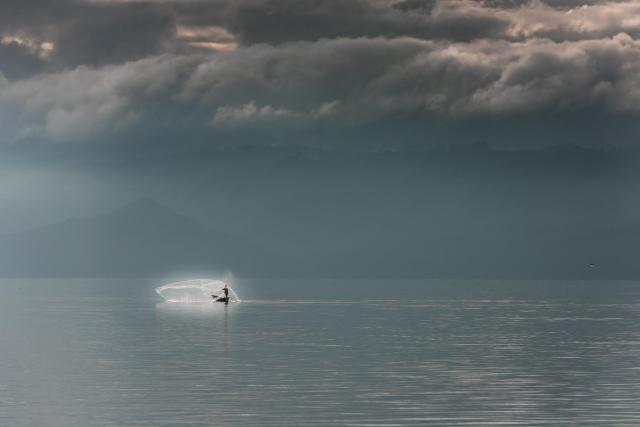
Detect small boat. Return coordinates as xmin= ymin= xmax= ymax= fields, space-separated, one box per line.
xmin=211 ymin=283 xmax=233 ymax=304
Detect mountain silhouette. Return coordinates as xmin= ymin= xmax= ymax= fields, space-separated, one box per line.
xmin=0 ymin=198 xmax=274 ymax=277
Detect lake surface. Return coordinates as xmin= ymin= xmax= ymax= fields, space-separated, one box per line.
xmin=1 ymin=278 xmax=640 ymax=426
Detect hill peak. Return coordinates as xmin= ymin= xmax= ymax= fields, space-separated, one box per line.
xmin=113 ymin=197 xmax=169 ymax=215
xmin=104 ymin=197 xmax=206 ymax=232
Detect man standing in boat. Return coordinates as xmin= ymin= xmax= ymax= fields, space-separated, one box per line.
xmin=212 ymin=284 xmax=230 ymax=304
xmin=222 ymin=284 xmax=229 ymax=303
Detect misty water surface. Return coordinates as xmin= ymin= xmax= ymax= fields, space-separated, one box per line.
xmin=1 ymin=278 xmax=640 ymax=426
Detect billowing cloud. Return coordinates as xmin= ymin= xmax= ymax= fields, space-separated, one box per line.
xmin=1 ymin=0 xmax=640 ymax=148
xmin=498 ymin=0 xmax=640 ymax=40
xmin=3 ymin=0 xmax=640 ymax=74
xmin=2 ymin=33 xmax=640 ymax=144
xmin=0 ymin=54 xmax=201 ymax=142
xmin=170 ymin=0 xmax=640 ymax=45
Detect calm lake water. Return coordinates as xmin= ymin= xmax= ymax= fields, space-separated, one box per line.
xmin=1 ymin=278 xmax=640 ymax=426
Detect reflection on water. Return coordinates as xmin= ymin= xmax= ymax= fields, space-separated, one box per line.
xmin=155 ymin=301 xmax=236 ymax=319
xmin=1 ymin=279 xmax=640 ymax=426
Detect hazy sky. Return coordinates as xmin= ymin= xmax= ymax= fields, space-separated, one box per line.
xmin=1 ymin=0 xmax=640 ymax=237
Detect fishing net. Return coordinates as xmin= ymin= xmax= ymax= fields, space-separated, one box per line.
xmin=155 ymin=278 xmax=240 ymax=303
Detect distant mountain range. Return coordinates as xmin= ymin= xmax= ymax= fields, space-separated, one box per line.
xmin=0 ymin=198 xmax=278 ymax=277
xmin=1 ymin=193 xmax=639 ymax=279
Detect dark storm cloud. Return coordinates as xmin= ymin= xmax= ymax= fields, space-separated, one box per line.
xmin=3 ymin=0 xmax=637 ymax=75
xmin=0 ymin=0 xmax=176 ymax=69
xmin=51 ymin=2 xmax=176 ymax=67
xmin=174 ymin=0 xmax=506 ymax=45
xmin=1 ymin=0 xmax=640 ymax=147
xmin=171 ymin=0 xmax=640 ymax=46
xmin=0 ymin=40 xmax=46 ymax=80
xmin=2 ymin=34 xmax=640 ymax=145
xmin=482 ymin=0 xmax=606 ymax=8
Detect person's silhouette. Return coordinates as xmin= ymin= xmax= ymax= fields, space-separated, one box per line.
xmin=211 ymin=284 xmax=230 ymax=304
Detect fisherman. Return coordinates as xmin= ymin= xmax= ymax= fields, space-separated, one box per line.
xmin=211 ymin=284 xmax=230 ymax=304
xmin=222 ymin=284 xmax=229 ymax=304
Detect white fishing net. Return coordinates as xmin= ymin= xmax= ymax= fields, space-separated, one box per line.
xmin=155 ymin=278 xmax=240 ymax=303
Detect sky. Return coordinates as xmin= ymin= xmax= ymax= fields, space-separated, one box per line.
xmin=2 ymin=0 xmax=640 ymax=149
xmin=1 ymin=0 xmax=640 ymax=277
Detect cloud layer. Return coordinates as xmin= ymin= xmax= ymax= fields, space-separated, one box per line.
xmin=2 ymin=0 xmax=640 ymax=146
